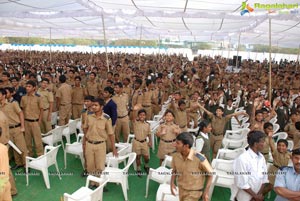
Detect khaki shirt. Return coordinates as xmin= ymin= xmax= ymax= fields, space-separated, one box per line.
xmin=37 ymin=88 xmax=54 ymax=109
xmin=174 ymin=109 xmax=188 ymax=128
xmin=56 ymin=83 xmax=72 ymax=105
xmin=157 ymin=122 xmax=179 ymax=141
xmin=83 ymin=113 xmax=113 ymax=141
xmin=112 ymin=93 xmax=129 ymax=117
xmin=172 ymin=149 xmax=213 ymax=191
xmin=131 ymin=89 xmax=143 ymax=107
xmin=72 ymin=86 xmax=85 ymax=105
xmin=209 ymin=114 xmax=231 ymax=136
xmin=0 ymin=144 xmax=9 ymax=180
xmin=272 ymin=147 xmax=291 ymax=168
xmin=21 ymin=93 xmax=43 ymax=119
xmin=0 ymin=111 xmax=9 ymax=144
xmin=284 ymin=122 xmax=300 ymax=149
xmin=123 ymin=86 xmax=132 ymax=97
xmin=142 ymin=89 xmax=154 ymax=106
xmin=0 ymin=100 xmax=21 ymax=125
xmin=86 ymin=81 xmax=101 ymax=98
xmin=133 ymin=121 xmax=151 ymax=141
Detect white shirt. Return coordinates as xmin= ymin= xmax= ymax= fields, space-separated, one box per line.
xmin=195 ymin=132 xmax=208 ymax=152
xmin=233 ymin=148 xmax=269 ymax=201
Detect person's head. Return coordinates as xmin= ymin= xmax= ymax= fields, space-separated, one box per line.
xmin=4 ymin=87 xmax=14 ymax=99
xmin=137 ymin=109 xmax=147 ymax=121
xmin=173 ymin=91 xmax=181 ymax=101
xmin=89 ymin=72 xmax=96 ymax=80
xmin=163 ymin=109 xmax=175 ymax=123
xmin=40 ymin=78 xmax=50 ymax=89
xmin=114 ymin=82 xmax=123 ymax=94
xmin=277 ymin=139 xmax=288 ymax=153
xmin=215 ymin=106 xmax=224 ymax=117
xmin=84 ymin=95 xmax=94 ymax=108
xmin=134 ymin=79 xmax=142 ymax=89
xmin=178 ymin=99 xmax=186 ymax=111
xmin=107 ymin=72 xmax=113 ymax=79
xmin=175 ymin=132 xmax=194 ymax=154
xmin=68 ymin=70 xmax=75 ymax=78
xmin=290 ymin=112 xmax=298 ymax=122
xmin=261 ymin=108 xmax=269 ymax=119
xmin=123 ymin=78 xmax=130 ymax=86
xmin=198 ymin=120 xmax=212 ymax=134
xmin=227 ymin=98 xmax=233 ymax=106
xmin=255 ymin=110 xmax=264 ymax=122
xmin=43 ymin=72 xmax=52 ymax=81
xmin=9 ymin=77 xmax=19 ymax=87
xmin=1 ymin=72 xmax=9 ymax=81
xmin=59 ymin=75 xmax=66 ymax=83
xmin=92 ymin=98 xmax=105 ymax=113
xmin=106 ymin=80 xmax=113 ymax=87
xmin=263 ymin=122 xmax=273 ymax=134
xmin=247 ymin=130 xmax=266 ymax=152
xmin=25 ymin=80 xmax=37 ymax=94
xmin=74 ymin=76 xmax=81 ymax=86
xmin=103 ymin=87 xmax=114 ymax=99
xmin=291 ymin=148 xmax=300 ymax=173
xmin=0 ymin=88 xmax=6 ymax=101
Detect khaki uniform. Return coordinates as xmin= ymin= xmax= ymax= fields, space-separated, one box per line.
xmin=123 ymin=86 xmax=132 ymax=97
xmin=142 ymin=89 xmax=155 ymax=120
xmin=156 ymin=122 xmax=179 ymax=159
xmin=0 ymin=100 xmax=27 ymax=166
xmin=132 ymin=121 xmax=151 ymax=156
xmin=188 ymin=100 xmax=200 ymax=127
xmin=56 ymin=83 xmax=72 ymax=126
xmin=0 ymin=144 xmax=12 ymax=201
xmin=47 ymin=82 xmax=57 ymax=112
xmin=37 ymin=88 xmax=54 ymax=133
xmin=71 ymin=86 xmax=85 ymax=119
xmin=152 ymin=88 xmax=164 ymax=115
xmin=284 ymin=122 xmax=300 ymax=149
xmin=83 ymin=113 xmax=113 ymax=182
xmin=86 ymin=81 xmax=101 ymax=98
xmin=172 ymin=149 xmax=213 ymax=201
xmin=21 ymin=93 xmax=43 ymax=157
xmin=174 ymin=109 xmax=188 ymax=133
xmin=112 ymin=93 xmax=130 ymax=142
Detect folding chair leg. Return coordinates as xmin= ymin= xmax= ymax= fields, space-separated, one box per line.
xmin=26 ymin=165 xmax=29 ymax=186
xmin=41 ymin=169 xmax=50 ymax=189
xmin=145 ymin=176 xmax=150 ymax=198
xmin=55 ymin=162 xmax=62 ymax=180
xmin=121 ymin=180 xmax=128 ymax=201
xmin=64 ymin=151 xmax=67 ymax=169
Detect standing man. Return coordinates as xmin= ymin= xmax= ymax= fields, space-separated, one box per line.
xmin=21 ymin=80 xmax=44 ymax=157
xmin=72 ymin=76 xmax=85 ymax=119
xmin=37 ymin=78 xmax=54 ymax=133
xmin=171 ymin=132 xmax=213 ymax=201
xmin=112 ymin=82 xmax=130 ymax=142
xmin=82 ymin=98 xmax=117 ymax=186
xmin=233 ymin=131 xmax=269 ymax=201
xmin=56 ymin=75 xmax=72 ymax=126
xmin=274 ymin=147 xmax=300 ymax=201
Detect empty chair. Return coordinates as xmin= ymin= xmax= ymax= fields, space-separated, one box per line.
xmin=145 ymin=155 xmax=173 ymax=198
xmin=156 ymin=183 xmax=179 ymax=201
xmin=26 ymin=145 xmax=61 ymax=189
xmin=105 ymin=144 xmax=130 ymax=168
xmin=64 ymin=175 xmax=109 ymax=201
xmin=64 ymin=133 xmax=84 ymax=169
xmin=63 ymin=119 xmax=79 ymax=144
xmin=215 ymin=148 xmax=245 ymax=161
xmin=103 ymin=153 xmax=137 ymax=201
xmin=51 ymin=112 xmax=58 ymax=127
xmin=222 ymin=138 xmax=248 ymax=149
xmin=272 ymin=132 xmax=288 ymax=143
xmin=224 ymin=128 xmax=250 ymax=141
xmin=42 ymin=125 xmax=67 ymax=150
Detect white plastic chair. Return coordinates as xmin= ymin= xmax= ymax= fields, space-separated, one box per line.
xmin=103 ymin=153 xmax=137 ymax=201
xmin=215 ymin=148 xmax=245 ymax=161
xmin=272 ymin=132 xmax=288 ymax=143
xmin=145 ymin=155 xmax=173 ymax=198
xmin=287 ymin=140 xmax=294 ymax=151
xmin=64 ymin=133 xmax=84 ymax=169
xmin=222 ymin=138 xmax=248 ymax=149
xmin=156 ymin=183 xmax=179 ymax=201
xmin=209 ymin=159 xmax=237 ymax=201
xmin=42 ymin=125 xmax=67 ymax=150
xmin=26 ymin=145 xmax=61 ymax=189
xmin=105 ymin=144 xmax=130 ymax=168
xmin=63 ymin=119 xmax=79 ymax=144
xmin=51 ymin=111 xmax=58 ymax=127
xmin=273 ymin=123 xmax=280 ymax=133
xmin=64 ymin=175 xmax=109 ymax=201
xmin=224 ymin=128 xmax=250 ymax=141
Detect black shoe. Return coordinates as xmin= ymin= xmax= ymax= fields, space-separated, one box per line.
xmin=12 ymin=193 xmax=17 ymax=197
xmin=144 ymin=167 xmax=150 ymax=174
xmin=11 ymin=165 xmax=24 ymax=170
xmin=137 ymin=170 xmax=142 ymax=178
xmin=81 ymin=170 xmax=88 ymax=177
xmin=89 ymin=184 xmax=98 ymax=190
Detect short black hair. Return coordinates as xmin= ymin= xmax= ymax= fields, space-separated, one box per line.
xmin=92 ymin=98 xmax=105 ymax=106
xmin=247 ymin=130 xmax=266 ymax=147
xmin=295 ymin=122 xmax=300 ymax=131
xmin=198 ymin=120 xmax=210 ymax=132
xmin=90 ymin=72 xmax=96 ymax=77
xmin=277 ymin=139 xmax=288 ymax=147
xmin=75 ymin=76 xmax=81 ymax=81
xmin=26 ymin=80 xmax=37 ymax=87
xmin=263 ymin=122 xmax=273 ymax=130
xmin=84 ymin=95 xmax=94 ymax=101
xmin=178 ymin=99 xmax=186 ymax=106
xmin=41 ymin=78 xmax=50 ymax=83
xmin=135 ymin=78 xmax=142 ymax=85
xmin=164 ymin=109 xmax=175 ymax=118
xmin=59 ymin=75 xmax=66 ymax=83
xmin=9 ymin=77 xmax=19 ymax=82
xmin=255 ymin=109 xmax=263 ymax=116
xmin=0 ymin=88 xmax=6 ymax=95
xmin=104 ymin=87 xmax=114 ymax=95
xmin=138 ymin=109 xmax=147 ymax=115
xmin=4 ymin=87 xmax=14 ymax=94
xmin=176 ymin=132 xmax=194 ymax=148
xmin=114 ymin=82 xmax=123 ymax=88
xmin=2 ymin=72 xmax=9 ymax=77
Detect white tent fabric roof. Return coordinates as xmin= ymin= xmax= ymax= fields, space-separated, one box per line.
xmin=1 ymin=0 xmax=300 ymax=47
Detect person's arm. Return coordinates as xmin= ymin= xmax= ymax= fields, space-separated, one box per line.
xmin=48 ymin=101 xmax=53 ymax=121
xmin=56 ymin=97 xmax=60 ymax=111
xmin=170 ymin=167 xmax=177 ymax=195
xmin=111 ymin=102 xmax=118 ymax=126
xmin=195 ymin=138 xmax=204 ymax=152
xmin=19 ymin=111 xmax=25 ymax=132
xmin=109 ymin=134 xmax=118 ymax=157
xmin=274 ymin=187 xmax=300 ymax=201
xmin=226 ymin=110 xmax=248 ymax=119
xmin=267 ymin=131 xmax=276 ymax=153
xmin=197 ymin=102 xmax=213 ymax=118
xmin=201 ymin=158 xmax=214 ymax=201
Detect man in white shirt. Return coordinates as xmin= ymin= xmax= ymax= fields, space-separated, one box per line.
xmin=233 ymin=130 xmax=268 ymax=201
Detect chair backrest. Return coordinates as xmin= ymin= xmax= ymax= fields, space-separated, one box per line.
xmin=122 ymin=153 xmax=137 ymax=173
xmin=89 ymin=177 xmax=109 ymax=201
xmin=162 ymin=155 xmax=172 ymax=168
xmin=212 ymin=159 xmax=234 ymax=172
xmin=126 ymin=134 xmax=135 ymax=144
xmin=45 ymin=145 xmax=61 ymax=167
xmin=51 ymin=126 xmax=65 ymax=144
xmin=272 ymin=132 xmax=288 ymax=143
xmin=273 ymin=123 xmax=280 ymax=133
xmin=216 ymin=148 xmax=245 ymax=161
xmin=287 ymin=140 xmax=294 ymax=151
xmin=68 ymin=119 xmax=78 ymax=134
xmin=76 ymin=133 xmax=84 ymax=143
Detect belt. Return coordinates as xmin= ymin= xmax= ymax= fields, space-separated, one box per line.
xmin=190 ymin=111 xmax=198 ymax=114
xmin=212 ymin=133 xmax=223 ymax=136
xmin=87 ymin=140 xmax=104 ymax=144
xmin=43 ymin=108 xmax=49 ymax=111
xmin=9 ymin=123 xmax=21 ymax=129
xmin=185 ymin=188 xmax=203 ymax=192
xmin=118 ymin=114 xmax=128 ymax=118
xmin=60 ymin=103 xmax=71 ymax=106
xmin=72 ymin=103 xmax=83 ymax=105
xmin=25 ymin=119 xmax=39 ymax=122
xmin=142 ymin=105 xmax=151 ymax=107
xmin=273 ymin=164 xmax=280 ymax=169
xmin=134 ymin=138 xmax=147 ymax=143
xmin=161 ymin=139 xmax=176 ymax=143
xmin=179 ymin=125 xmax=186 ymax=128
xmin=262 ymin=152 xmax=269 ymax=155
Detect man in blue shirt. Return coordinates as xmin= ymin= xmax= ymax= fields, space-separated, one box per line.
xmin=274 ymin=147 xmax=300 ymax=201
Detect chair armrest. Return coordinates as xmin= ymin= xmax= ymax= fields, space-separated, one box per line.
xmin=86 ymin=175 xmax=109 ymax=186
xmin=26 ymin=156 xmax=37 ymax=162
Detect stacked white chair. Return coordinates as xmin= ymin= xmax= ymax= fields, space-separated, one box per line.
xmin=64 ymin=133 xmax=85 ymax=169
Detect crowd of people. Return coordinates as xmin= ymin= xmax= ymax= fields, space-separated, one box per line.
xmin=0 ymin=49 xmax=300 ymax=201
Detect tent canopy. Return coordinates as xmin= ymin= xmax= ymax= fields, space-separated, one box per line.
xmin=0 ymin=0 xmax=300 ymax=47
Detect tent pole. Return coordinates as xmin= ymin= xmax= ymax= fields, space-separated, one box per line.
xmin=268 ymin=18 xmax=272 ymax=102
xmin=236 ymin=33 xmax=241 ymax=69
xmin=101 ymin=14 xmax=109 ymax=72
xmin=49 ymin=27 xmax=52 ymax=62
xmin=227 ymin=37 xmax=231 ymax=62
xmin=296 ymin=44 xmax=300 ymax=72
xmin=138 ymin=25 xmax=143 ymax=70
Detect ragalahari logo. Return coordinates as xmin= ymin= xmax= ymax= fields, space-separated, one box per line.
xmin=240 ymin=2 xmax=254 ymax=15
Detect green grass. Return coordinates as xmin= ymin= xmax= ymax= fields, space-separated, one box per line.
xmin=11 ymin=137 xmax=277 ymax=201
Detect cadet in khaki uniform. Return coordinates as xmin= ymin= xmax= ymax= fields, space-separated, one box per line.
xmin=199 ymin=104 xmax=247 ymax=158
xmin=82 ymin=98 xmax=117 ymax=185
xmin=72 ymin=76 xmax=85 ymax=119
xmin=130 ymin=79 xmax=143 ymax=117
xmin=21 ymin=80 xmax=44 ymax=157
xmin=112 ymin=82 xmax=130 ymax=142
xmin=152 ymin=81 xmax=166 ymax=116
xmin=0 ymin=89 xmax=27 ymax=169
xmin=141 ymin=80 xmax=156 ymax=120
xmin=37 ymin=78 xmax=54 ymax=133
xmin=131 ymin=108 xmax=152 ymax=176
xmin=0 ymin=110 xmax=17 ymax=197
xmin=56 ymin=75 xmax=72 ymax=126
xmin=86 ymin=72 xmax=102 ymax=98
xmin=0 ymin=142 xmax=12 ymax=201
xmin=156 ymin=110 xmax=181 ymax=165
xmin=170 ymin=100 xmax=188 ymax=132
xmin=187 ymin=92 xmax=201 ymax=128
xmin=171 ymin=132 xmax=213 ymax=201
